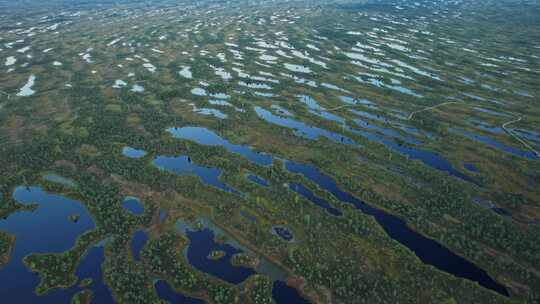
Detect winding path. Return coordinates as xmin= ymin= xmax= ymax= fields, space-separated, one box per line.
xmin=405 ymin=102 xmax=539 ymax=158
xmin=327 ymin=100 xmax=539 ymax=158
xmin=502 ymin=117 xmax=540 ymax=158
xmin=406 ymin=101 xmax=462 ymax=121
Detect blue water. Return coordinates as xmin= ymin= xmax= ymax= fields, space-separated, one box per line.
xmin=453 ymin=129 xmax=537 ymax=159
xmin=247 ymin=174 xmax=269 ymax=187
xmin=284 ymin=161 xmax=508 ymax=296
xmin=167 ymin=125 xmax=470 ymax=186
xmin=339 ymin=95 xmax=376 ymax=107
xmin=153 ymin=155 xmax=237 ymax=193
xmin=166 ymin=127 xmax=273 ymax=166
xmin=298 ymin=95 xmax=325 ymax=111
xmin=272 ymin=280 xmax=310 ymax=304
xmin=492 ymin=208 xmax=512 ymax=217
xmin=155 ymin=280 xmax=204 ymax=304
xmin=240 ymin=211 xmax=257 ymax=222
xmin=122 ymin=146 xmax=147 ymax=159
xmin=385 ymin=141 xmax=477 ymax=184
xmin=257 ymin=106 xmax=471 ymax=183
xmin=469 ymin=119 xmax=504 ymax=134
xmin=254 ymin=106 xmax=357 ymax=146
xmin=180 ymin=225 xmax=309 ymax=302
xmin=159 ymin=208 xmax=167 ymax=223
xmin=353 ymin=118 xmax=422 ymax=145
xmin=0 ymin=187 xmax=114 ymax=303
xmin=464 ymin=163 xmax=479 ymax=173
xmin=131 ymin=230 xmax=148 ymax=261
xmin=184 ymin=228 xmax=256 ymax=284
xmin=473 ymin=107 xmax=510 ymax=118
xmin=123 ymin=197 xmax=145 ymax=215
xmin=272 ymin=226 xmax=294 ymax=242
xmin=345 ymin=126 xmax=475 ymax=184
xmin=310 ymin=109 xmax=347 ymax=124
xmin=289 ymin=183 xmax=342 ymax=216
xmin=512 ymin=129 xmax=540 ymax=147
xmin=165 ymin=127 xmax=505 ymax=295
xmin=349 ymin=109 xmax=389 ymax=123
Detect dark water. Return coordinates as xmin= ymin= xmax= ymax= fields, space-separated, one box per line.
xmin=464 ymin=162 xmax=479 ymax=173
xmin=159 ymin=208 xmax=167 ymax=223
xmin=167 ymin=127 xmax=273 ymax=166
xmin=122 ymin=197 xmax=145 ymax=215
xmin=469 ymin=119 xmax=504 ymax=134
xmin=122 ymin=146 xmax=147 ymax=158
xmin=385 ymin=140 xmax=477 ymax=184
xmin=240 ymin=211 xmax=257 ymax=222
xmin=492 ymin=208 xmax=512 ymax=217
xmin=350 ymin=109 xmax=389 ymax=123
xmin=153 ymin=155 xmax=236 ymax=193
xmin=155 ymin=280 xmax=204 ymax=304
xmin=353 ymin=118 xmax=422 ymax=145
xmin=339 ymin=95 xmax=376 ymax=107
xmin=285 ymin=161 xmax=508 ymax=296
xmin=289 ymin=183 xmax=342 ymax=216
xmin=165 ymin=126 xmax=506 ymax=295
xmin=255 ymin=106 xmax=474 ymax=184
xmin=452 ymin=129 xmax=537 ymax=159
xmin=70 ymin=245 xmax=114 ymax=303
xmin=512 ymin=128 xmax=540 ymax=148
xmin=247 ymin=174 xmax=269 ymax=187
xmin=179 ymin=225 xmax=309 ymax=302
xmin=272 ymin=280 xmax=310 ymax=304
xmin=254 ymin=106 xmax=357 ymax=146
xmin=131 ymin=230 xmax=148 ymax=261
xmin=272 ymin=226 xmax=294 ymax=242
xmin=0 ymin=186 xmax=114 ymax=303
xmin=310 ymin=108 xmax=347 ymax=124
xmin=184 ymin=228 xmax=256 ymax=285
xmin=345 ymin=126 xmax=476 ymax=184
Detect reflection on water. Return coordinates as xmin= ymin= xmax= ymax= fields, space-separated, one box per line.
xmin=123 ymin=197 xmax=145 ymax=215
xmin=167 ymin=127 xmax=273 ymax=166
xmin=452 ymin=128 xmax=538 ymax=159
xmin=254 ymin=106 xmax=357 ymax=146
xmin=0 ymin=187 xmax=114 ymax=302
xmin=131 ymin=230 xmax=148 ymax=261
xmin=247 ymin=174 xmax=269 ymax=187
xmin=285 ymin=161 xmax=507 ymax=296
xmin=153 ymin=155 xmax=237 ymax=193
xmin=155 ymin=280 xmax=204 ymax=304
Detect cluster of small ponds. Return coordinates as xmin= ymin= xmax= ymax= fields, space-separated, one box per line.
xmin=452 ymin=128 xmax=538 ymax=160
xmin=254 ymin=102 xmax=479 ymax=184
xmin=0 ymin=187 xmax=113 ymax=303
xmin=3 ymin=106 xmax=528 ymax=301
xmin=175 ymin=218 xmax=309 ymax=303
xmin=5 ymin=3 xmax=539 ymax=302
xmin=184 ymin=86 xmax=537 ymax=186
xmin=0 ymin=186 xmax=308 ymax=303
xmin=120 ymin=125 xmax=510 ymax=296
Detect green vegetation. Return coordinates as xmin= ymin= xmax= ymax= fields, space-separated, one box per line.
xmin=79 ymin=278 xmax=93 ymax=288
xmin=0 ymin=0 xmax=538 ymax=303
xmin=245 ymin=275 xmax=273 ymax=304
xmin=0 ymin=232 xmax=15 ymax=269
xmin=71 ymin=289 xmax=93 ymax=304
xmin=231 ymin=253 xmax=258 ymax=269
xmin=208 ymin=250 xmax=226 ymax=261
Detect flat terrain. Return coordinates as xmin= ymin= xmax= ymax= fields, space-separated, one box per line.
xmin=0 ymin=0 xmax=539 ymax=303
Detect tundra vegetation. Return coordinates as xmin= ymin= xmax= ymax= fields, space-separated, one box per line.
xmin=0 ymin=0 xmax=539 ymax=303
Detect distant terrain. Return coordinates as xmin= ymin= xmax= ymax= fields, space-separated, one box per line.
xmin=0 ymin=0 xmax=539 ymax=303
